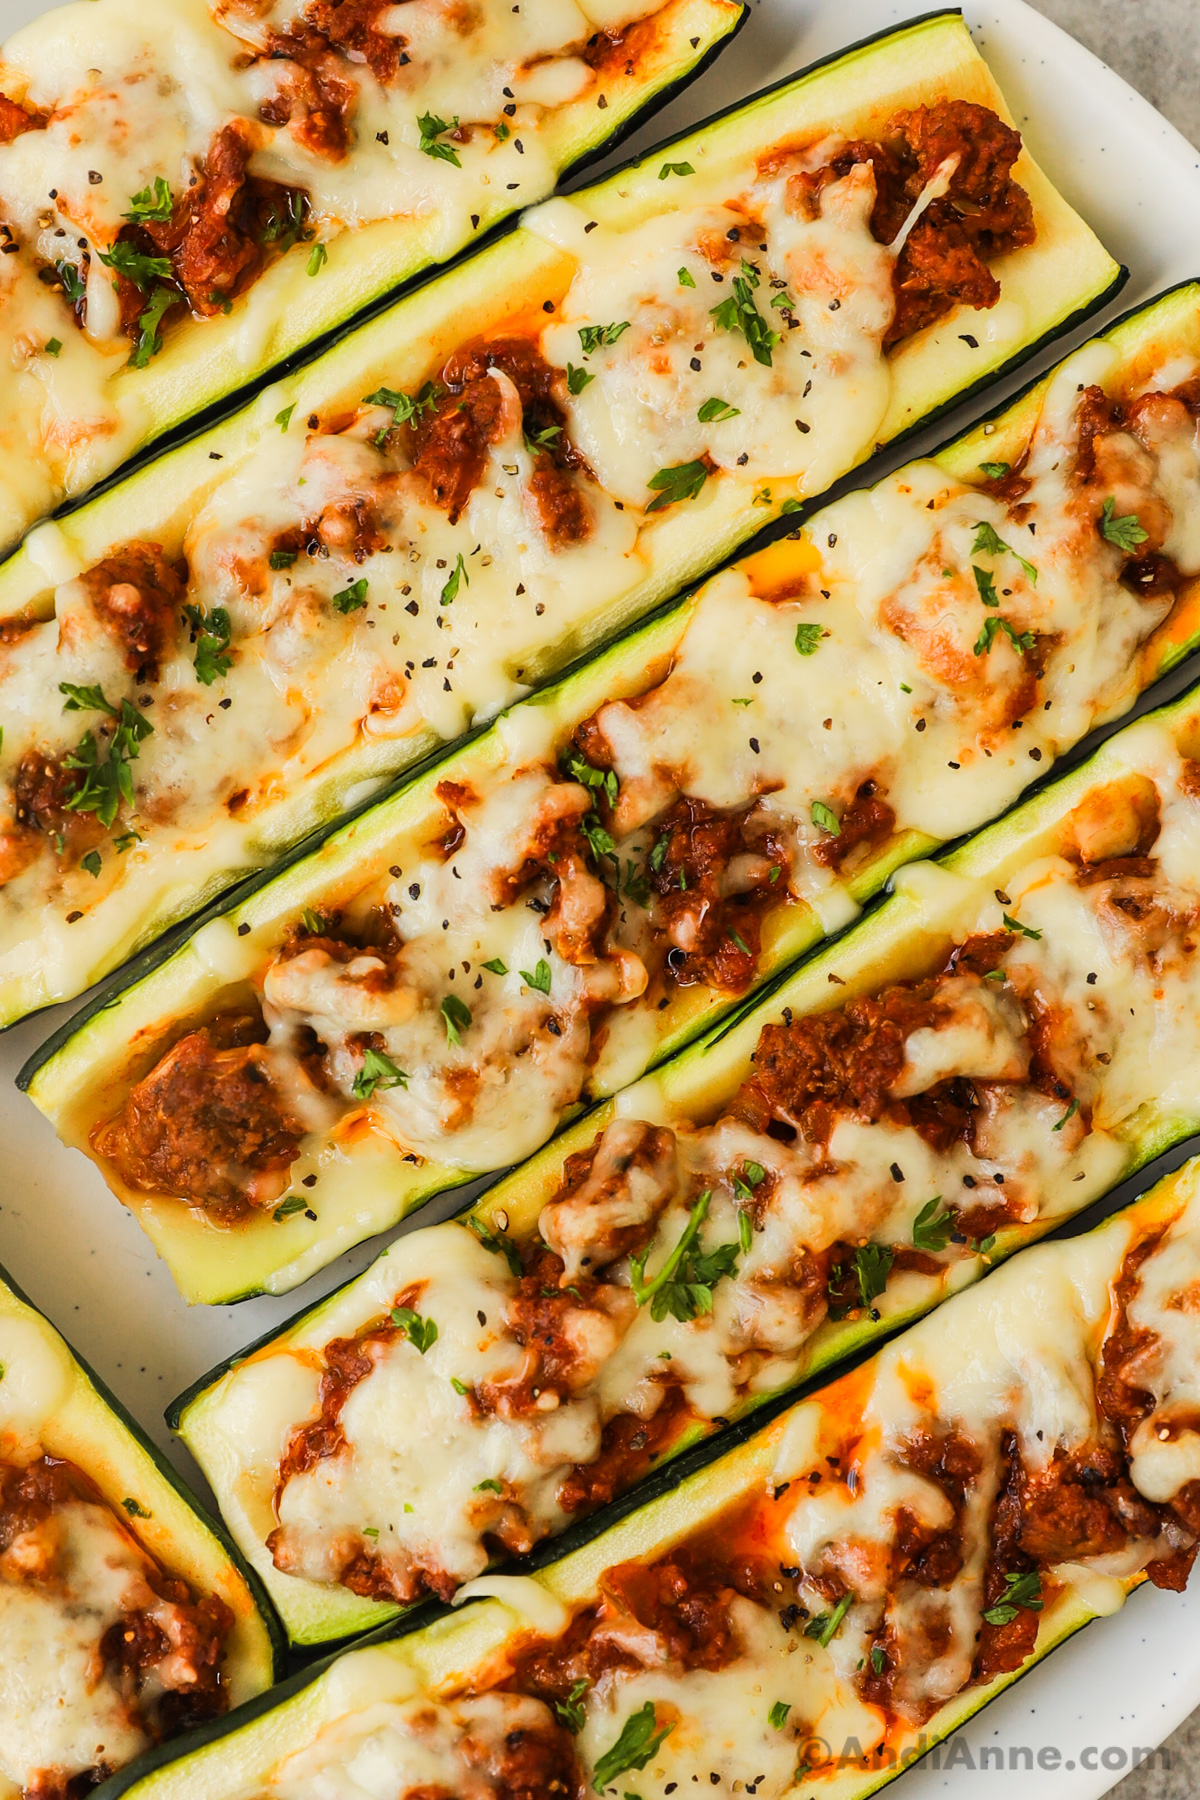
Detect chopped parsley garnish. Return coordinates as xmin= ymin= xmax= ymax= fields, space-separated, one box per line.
xmin=493 ymin=120 xmax=510 ymax=142
xmin=973 ymin=564 xmax=999 ymax=608
xmin=270 ymin=549 xmax=297 ymax=570
xmin=697 ymin=396 xmax=740 ymax=422
xmin=451 ymin=1376 xmax=471 ymax=1396
xmin=592 ymin=1703 xmax=675 ymax=1791
xmin=272 ymin=1194 xmax=308 ymax=1221
xmin=972 ymin=519 xmax=1037 ymax=582
xmin=709 ymin=268 xmax=779 ymax=368
xmin=811 ymin=799 xmax=840 ymax=836
xmin=523 ymin=421 xmax=561 ymax=455
xmin=482 ymin=957 xmax=508 ymax=975
xmin=100 ymin=240 xmax=173 ymax=290
xmin=463 ymin=1213 xmax=523 ymax=1277
xmin=121 ymin=1497 xmax=151 ymax=1518
xmin=853 ymin=1243 xmax=894 ymax=1308
xmin=983 ymin=1569 xmax=1043 ymax=1626
xmin=183 ymin=603 xmax=233 ymax=685
xmin=352 ymin=1046 xmax=408 ymax=1101
xmin=475 ymin=1476 xmax=503 ymax=1493
xmin=417 ymin=111 xmax=461 ymax=165
xmin=332 ymin=578 xmax=369 ymax=614
xmin=60 ymin=681 xmax=115 ymax=714
xmin=577 ymin=320 xmax=630 ymax=354
xmin=732 ymin=1161 xmax=766 ymax=1205
xmin=804 ymin=1591 xmax=853 ymax=1646
xmin=391 ymin=1305 xmax=438 ymax=1354
xmin=658 ymin=160 xmax=695 ymax=179
xmin=56 ymin=260 xmax=86 ymax=304
xmin=306 ymin=241 xmax=327 ymax=276
xmin=362 ymin=1526 xmax=379 ymax=1540
xmin=974 ymin=615 xmax=1034 ymax=658
xmin=275 ymin=404 xmax=295 ymax=431
xmin=912 ymin=1196 xmax=954 ymax=1253
xmin=563 ymin=750 xmax=618 ymax=808
xmin=646 ymin=458 xmax=709 ymax=512
xmin=580 ymin=812 xmax=617 ymax=862
xmin=81 ymin=850 xmax=102 ymax=878
xmin=520 ymin=958 xmax=552 ymax=994
xmin=60 ymin=694 xmax=153 ymax=830
xmin=131 ymin=286 xmax=176 ymax=369
xmin=1100 ymin=496 xmax=1149 ymax=553
xmin=1053 ymin=1096 xmax=1080 ymax=1132
xmin=871 ymin=1644 xmax=887 ymax=1674
xmin=124 ymin=177 xmax=174 ymax=222
xmin=794 ymin=621 xmax=824 ymax=656
xmin=301 ymin=908 xmax=328 ymax=934
xmin=770 ymin=289 xmax=795 ymax=311
xmin=260 ymin=190 xmax=310 ymax=251
xmin=441 ymin=553 xmax=468 ymax=605
xmin=362 ymin=380 xmax=441 ymax=440
xmin=566 ymin=363 xmax=594 ymax=395
xmin=649 ymin=833 xmax=670 ymax=873
xmin=629 ymin=1190 xmax=741 ymax=1323
xmin=1002 ymin=911 xmax=1042 ymax=940
xmin=554 ymin=1678 xmax=590 ymax=1734
xmin=441 ymin=993 xmax=472 ymax=1045
xmin=769 ymin=1701 xmax=792 ymax=1729
xmin=623 ymin=859 xmax=652 ymax=907
xmin=978 ymin=460 xmax=1010 ymax=480
xmin=677 ymin=266 xmax=696 ymax=288
xmin=45 ymin=337 xmax=62 ymax=357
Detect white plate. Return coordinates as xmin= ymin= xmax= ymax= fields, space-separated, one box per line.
xmin=1 ymin=3 xmax=1199 ymax=1797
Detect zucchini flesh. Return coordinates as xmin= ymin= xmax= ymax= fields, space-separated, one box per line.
xmin=174 ymin=671 xmax=1200 ymax=1643
xmin=0 ymin=9 xmax=1122 ymax=1033
xmin=106 ymin=1161 xmax=1200 ymax=1800
xmin=0 ymin=0 xmax=744 ymax=554
xmin=22 ymin=279 xmax=1200 ymax=1315
xmin=0 ymin=1259 xmax=282 ymax=1796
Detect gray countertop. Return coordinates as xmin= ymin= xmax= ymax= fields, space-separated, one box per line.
xmin=1018 ymin=16 xmax=1200 ymax=1800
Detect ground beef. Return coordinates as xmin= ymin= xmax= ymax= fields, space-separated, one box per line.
xmin=258 ymin=28 xmax=358 ymax=158
xmin=642 ymin=794 xmax=791 ymax=992
xmin=302 ymin=0 xmax=405 ymax=86
xmin=557 ymin=1385 xmax=690 ymax=1516
xmin=408 ymin=336 xmax=592 ymax=539
xmin=79 ymin=543 xmax=185 ymax=682
xmin=472 ymin=1717 xmax=582 ymax=1800
xmin=811 ymin=780 xmax=896 ymax=871
xmin=792 ymin=100 xmax=1034 ymax=347
xmin=92 ymin=1012 xmax=305 ymax=1218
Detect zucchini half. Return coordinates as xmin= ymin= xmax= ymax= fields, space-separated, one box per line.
xmin=99 ymin=1161 xmax=1200 ymax=1800
xmin=0 ymin=8 xmax=1123 ymax=1032
xmin=172 ymin=670 xmax=1200 ymax=1643
xmin=0 ymin=1257 xmax=283 ymax=1770
xmin=0 ymin=0 xmax=746 ymax=555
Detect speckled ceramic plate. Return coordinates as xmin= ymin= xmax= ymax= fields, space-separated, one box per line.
xmin=1 ymin=2 xmax=1199 ymax=1796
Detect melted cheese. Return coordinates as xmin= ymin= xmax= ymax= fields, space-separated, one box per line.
xmin=267 ymin=1690 xmax=559 ymax=1800
xmin=0 ymin=0 xmax=678 ymax=536
xmin=0 ymin=1488 xmax=206 ymax=1791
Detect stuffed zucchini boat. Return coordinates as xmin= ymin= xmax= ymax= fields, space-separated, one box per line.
xmin=0 ymin=0 xmax=745 ymax=553
xmin=0 ymin=1259 xmax=281 ymax=1800
xmin=170 ymin=673 xmax=1200 ymax=1642
xmin=0 ymin=10 xmax=1123 ymax=1030
xmin=103 ymin=1159 xmax=1200 ymax=1798
xmin=24 ymin=278 xmax=1200 ymax=1311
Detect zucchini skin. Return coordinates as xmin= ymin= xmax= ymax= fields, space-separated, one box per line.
xmin=0 ymin=1255 xmax=286 ymax=1689
xmin=0 ymin=9 xmax=1124 ymax=1036
xmin=115 ymin=1170 xmax=1194 ymax=1800
xmin=168 ymin=665 xmax=1200 ymax=1643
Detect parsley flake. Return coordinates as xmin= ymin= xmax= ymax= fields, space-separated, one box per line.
xmin=352 ymin=1046 xmax=407 ymax=1101
xmin=441 ymin=993 xmax=472 ymax=1045
xmin=1100 ymin=497 xmax=1150 ymax=554
xmin=391 ymin=1305 xmax=438 ymax=1353
xmin=983 ymin=1569 xmax=1042 ymax=1626
xmin=417 ymin=111 xmax=461 ymax=165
